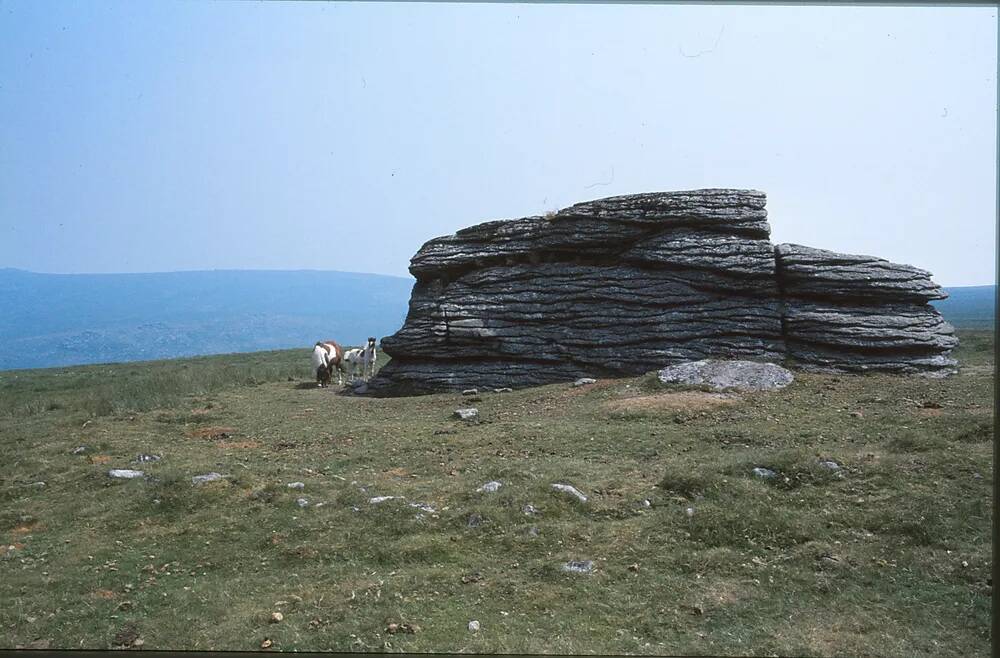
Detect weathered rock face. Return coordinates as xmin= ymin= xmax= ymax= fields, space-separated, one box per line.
xmin=775 ymin=244 xmax=958 ymax=375
xmin=369 ymin=189 xmax=956 ymax=395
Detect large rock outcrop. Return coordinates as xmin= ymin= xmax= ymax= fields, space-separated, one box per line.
xmin=368 ymin=189 xmax=956 ymax=395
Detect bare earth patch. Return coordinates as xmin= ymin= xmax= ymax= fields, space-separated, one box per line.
xmin=186 ymin=426 xmax=239 ymax=440
xmin=604 ymin=391 xmax=741 ymax=413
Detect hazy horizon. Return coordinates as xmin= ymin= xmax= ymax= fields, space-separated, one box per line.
xmin=2 ymin=2 xmax=996 ymax=287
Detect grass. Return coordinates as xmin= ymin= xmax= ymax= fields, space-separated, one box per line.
xmin=0 ymin=334 xmax=992 ymax=655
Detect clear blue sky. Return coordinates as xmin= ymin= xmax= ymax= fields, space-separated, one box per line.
xmin=1 ymin=1 xmax=996 ymax=286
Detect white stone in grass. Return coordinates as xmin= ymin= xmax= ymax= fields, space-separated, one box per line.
xmin=818 ymin=460 xmax=841 ymax=471
xmin=493 ymin=387 xmax=513 ymax=393
xmin=71 ymin=446 xmax=88 ymax=455
xmin=109 ymin=469 xmax=145 ymax=479
xmin=369 ymin=495 xmax=400 ymax=504
xmin=296 ymin=498 xmax=309 ymax=508
xmin=685 ymin=507 xmax=695 ymax=518
xmin=572 ymin=378 xmax=597 ymax=387
xmin=287 ymin=482 xmax=305 ymax=490
xmin=522 ymin=504 xmax=539 ymax=515
xmin=477 ymin=480 xmax=502 ymax=493
xmin=454 ymin=408 xmax=479 ymax=421
xmin=461 ymin=388 xmax=479 ymax=396
xmin=562 ymin=560 xmax=594 ymax=574
xmin=191 ymin=472 xmax=225 ymax=485
xmin=409 ymin=502 xmax=437 ymax=513
xmin=751 ymin=467 xmax=777 ymax=480
xmin=551 ymin=483 xmax=588 ymax=503
xmin=468 ymin=620 xmax=480 ymax=632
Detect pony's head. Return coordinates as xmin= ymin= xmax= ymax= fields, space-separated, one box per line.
xmin=367 ymin=337 xmax=377 ymax=349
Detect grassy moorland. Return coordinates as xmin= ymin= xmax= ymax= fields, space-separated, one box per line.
xmin=0 ymin=333 xmax=993 ymax=655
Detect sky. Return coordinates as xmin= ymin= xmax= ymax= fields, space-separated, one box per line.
xmin=1 ymin=1 xmax=996 ymax=287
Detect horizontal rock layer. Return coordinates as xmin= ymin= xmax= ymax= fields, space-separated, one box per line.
xmin=368 ymin=189 xmax=956 ymax=395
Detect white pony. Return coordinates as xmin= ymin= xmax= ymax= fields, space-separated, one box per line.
xmin=311 ymin=340 xmax=345 ymax=387
xmin=344 ymin=337 xmax=378 ymax=383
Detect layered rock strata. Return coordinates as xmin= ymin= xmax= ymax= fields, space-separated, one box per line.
xmin=368 ymin=190 xmax=956 ymax=395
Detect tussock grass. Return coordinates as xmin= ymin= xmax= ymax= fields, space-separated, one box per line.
xmin=0 ymin=332 xmax=992 ymax=655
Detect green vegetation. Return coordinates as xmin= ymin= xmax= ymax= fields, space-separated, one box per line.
xmin=0 ymin=334 xmax=992 ymax=655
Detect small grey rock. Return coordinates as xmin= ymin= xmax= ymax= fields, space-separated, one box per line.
xmin=24 ymin=481 xmax=46 ymax=489
xmin=818 ymin=460 xmax=841 ymax=471
xmin=551 ymin=483 xmax=588 ymax=503
xmin=109 ymin=469 xmax=145 ymax=479
xmin=461 ymin=388 xmax=479 ymax=396
xmin=454 ymin=408 xmax=479 ymax=422
xmin=572 ymin=378 xmax=597 ymax=387
xmin=477 ymin=480 xmax=502 ymax=493
xmin=468 ymin=620 xmax=480 ymax=632
xmin=522 ymin=504 xmax=539 ymax=515
xmin=409 ymin=502 xmax=437 ymax=513
xmin=527 ymin=526 xmax=540 ymax=537
xmin=685 ymin=507 xmax=695 ymax=518
xmin=71 ymin=446 xmax=88 ymax=455
xmin=369 ymin=495 xmax=400 ymax=504
xmin=562 ymin=560 xmax=594 ymax=574
xmin=467 ymin=513 xmax=484 ymax=528
xmin=132 ymin=454 xmax=161 ymax=463
xmin=296 ymin=498 xmax=309 ymax=508
xmin=191 ymin=472 xmax=225 ymax=485
xmin=751 ymin=467 xmax=777 ymax=479
xmin=493 ymin=387 xmax=513 ymax=393
xmin=287 ymin=482 xmax=305 ymax=490
xmin=639 ymin=499 xmax=652 ymax=508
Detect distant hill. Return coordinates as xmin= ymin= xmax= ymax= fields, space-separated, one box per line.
xmin=0 ymin=268 xmax=414 ymax=371
xmin=934 ymin=285 xmax=996 ymax=330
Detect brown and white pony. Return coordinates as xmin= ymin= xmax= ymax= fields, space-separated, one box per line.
xmin=311 ymin=340 xmax=346 ymax=387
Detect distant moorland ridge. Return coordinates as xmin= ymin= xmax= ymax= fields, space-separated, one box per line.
xmin=0 ymin=268 xmax=414 ymax=371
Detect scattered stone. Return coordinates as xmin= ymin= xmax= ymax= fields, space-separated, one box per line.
xmin=639 ymin=499 xmax=652 ymax=508
xmin=658 ymin=359 xmax=794 ymax=392
xmin=751 ymin=467 xmax=777 ymax=480
xmin=467 ymin=514 xmax=484 ymax=528
xmin=685 ymin=507 xmax=695 ymax=518
xmin=112 ymin=624 xmax=140 ymax=647
xmin=454 ymin=408 xmax=479 ymax=422
xmin=409 ymin=502 xmax=437 ymax=513
xmin=522 ymin=504 xmax=539 ymax=515
xmin=461 ymin=571 xmax=483 ymax=584
xmin=551 ymin=483 xmax=588 ymax=503
xmin=477 ymin=480 xmax=502 ymax=493
xmin=71 ymin=446 xmax=88 ymax=455
xmin=573 ymin=378 xmax=597 ymax=387
xmin=270 ymin=612 xmax=284 ymax=623
xmin=191 ymin=472 xmax=225 ymax=485
xmin=287 ymin=482 xmax=305 ymax=490
xmin=369 ymin=496 xmax=400 ymax=504
xmin=23 ymin=481 xmax=45 ymax=489
xmin=562 ymin=560 xmax=594 ymax=574
xmin=494 ymin=388 xmax=513 ymax=393
xmin=132 ymin=454 xmax=161 ymax=463
xmin=818 ymin=460 xmax=841 ymax=471
xmin=527 ymin=526 xmax=540 ymax=537
xmin=461 ymin=388 xmax=479 ymax=396
xmin=628 ymin=563 xmax=640 ymax=573
xmin=260 ymin=638 xmax=273 ymax=649
xmin=849 ymin=411 xmax=864 ymax=419
xmin=468 ymin=620 xmax=480 ymax=632
xmin=296 ymin=498 xmax=309 ymax=508
xmin=109 ymin=469 xmax=145 ymax=480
